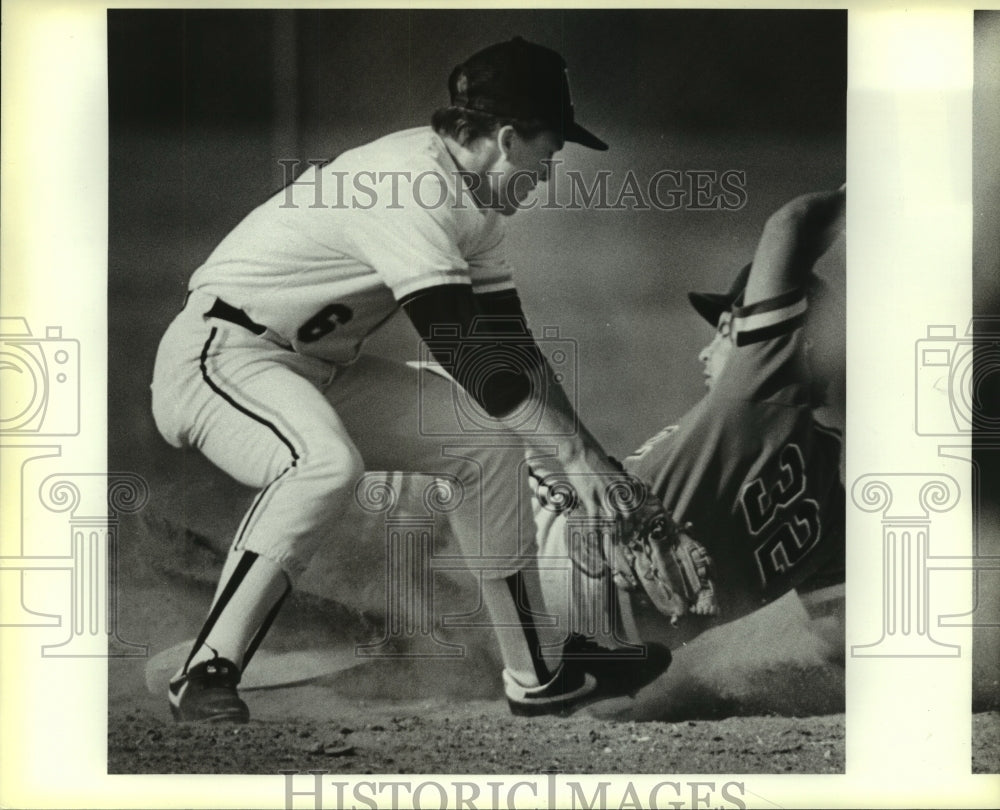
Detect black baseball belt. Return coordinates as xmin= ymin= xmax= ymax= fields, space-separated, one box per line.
xmin=202 ymin=297 xmax=268 ymax=337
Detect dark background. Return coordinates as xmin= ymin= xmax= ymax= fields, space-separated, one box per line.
xmin=108 ymin=8 xmax=846 ymax=483
xmin=973 ymin=11 xmax=1000 ymax=717
xmin=975 ymin=14 xmax=1000 ymax=492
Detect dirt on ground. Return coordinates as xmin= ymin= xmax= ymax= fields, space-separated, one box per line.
xmin=109 ymin=507 xmax=858 ymax=775
xmin=973 ymin=712 xmax=1000 ymax=774
xmin=106 ymin=499 xmax=1000 ymax=778
xmin=108 ymin=699 xmax=848 ymax=775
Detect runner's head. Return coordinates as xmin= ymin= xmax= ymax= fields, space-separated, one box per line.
xmin=689 ymin=263 xmax=834 ymax=404
xmin=689 ymin=264 xmax=749 ymax=390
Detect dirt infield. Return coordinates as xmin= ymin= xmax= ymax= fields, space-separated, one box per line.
xmin=109 ymin=494 xmax=1000 ymax=778
xmin=108 ymin=701 xmax=847 ymax=775
xmin=109 ymin=508 xmax=854 ymax=775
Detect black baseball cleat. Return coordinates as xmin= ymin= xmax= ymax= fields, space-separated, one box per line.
xmin=504 ymin=664 xmax=598 ymax=717
xmin=504 ymin=635 xmax=671 ymax=717
xmin=168 ymin=657 xmax=250 ymax=723
xmin=561 ymin=633 xmax=672 ymax=700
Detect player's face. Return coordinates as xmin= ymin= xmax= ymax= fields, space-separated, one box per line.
xmin=491 ymin=127 xmax=562 ymax=216
xmin=698 ymin=312 xmax=735 ymax=389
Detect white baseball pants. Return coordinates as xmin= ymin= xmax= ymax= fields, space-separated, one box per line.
xmin=151 ymin=291 xmax=539 ymax=582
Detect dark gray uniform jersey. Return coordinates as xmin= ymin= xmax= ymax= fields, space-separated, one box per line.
xmin=624 ymin=287 xmax=845 ymax=613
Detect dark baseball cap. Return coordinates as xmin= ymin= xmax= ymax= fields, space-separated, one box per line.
xmin=688 ymin=263 xmax=752 ymax=326
xmin=449 ymin=37 xmax=608 ymax=151
xmin=689 ymin=261 xmax=831 ymax=326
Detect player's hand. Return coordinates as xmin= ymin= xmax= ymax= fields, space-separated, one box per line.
xmin=766 ymin=186 xmax=846 ymax=267
xmin=746 ymin=185 xmax=845 ymax=305
xmin=536 ymin=446 xmax=633 ymax=521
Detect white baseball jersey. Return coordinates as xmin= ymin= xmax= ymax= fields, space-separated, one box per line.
xmin=188 ymin=127 xmax=516 ymax=364
xmin=152 ymin=126 xmax=543 ymax=584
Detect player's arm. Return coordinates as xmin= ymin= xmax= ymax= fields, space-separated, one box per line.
xmin=469 ymin=288 xmax=628 ymax=517
xmin=401 ymin=284 xmax=533 ymax=418
xmin=473 ymin=288 xmax=607 ymax=452
xmin=743 ymin=186 xmax=845 ymax=307
xmin=402 ymin=284 xmax=623 ymax=516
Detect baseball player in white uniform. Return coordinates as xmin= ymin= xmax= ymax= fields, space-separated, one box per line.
xmin=151 ymin=38 xmax=669 ymax=723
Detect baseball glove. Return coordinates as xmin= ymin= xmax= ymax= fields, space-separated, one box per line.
xmin=530 ymin=463 xmax=719 ymax=624
xmin=610 ymin=492 xmax=719 ymax=623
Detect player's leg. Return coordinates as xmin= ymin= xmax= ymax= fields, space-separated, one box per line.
xmin=326 ymin=355 xmax=563 ymax=689
xmin=531 ymin=475 xmax=672 ymax=709
xmin=329 ymin=356 xmax=669 ymax=713
xmin=532 ymin=483 xmax=641 ymax=649
xmin=153 ymin=319 xmax=363 ymax=721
